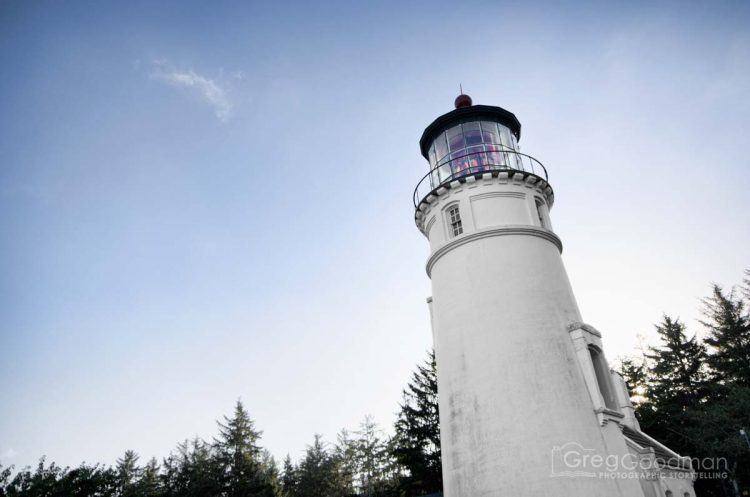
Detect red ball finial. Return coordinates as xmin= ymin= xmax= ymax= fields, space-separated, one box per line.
xmin=454 ymin=93 xmax=473 ymax=109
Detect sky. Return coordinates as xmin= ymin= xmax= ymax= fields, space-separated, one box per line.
xmin=1 ymin=0 xmax=749 ymax=472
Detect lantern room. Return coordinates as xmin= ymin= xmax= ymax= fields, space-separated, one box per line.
xmin=415 ymin=95 xmax=547 ymax=203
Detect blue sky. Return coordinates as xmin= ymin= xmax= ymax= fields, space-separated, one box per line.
xmin=1 ymin=0 xmax=749 ymax=471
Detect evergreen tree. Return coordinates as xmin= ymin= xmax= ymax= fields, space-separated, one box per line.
xmin=332 ymin=430 xmax=356 ymax=496
xmin=59 ymin=462 xmax=116 ymax=497
xmin=294 ymin=435 xmax=346 ymax=497
xmin=352 ymin=417 xmax=396 ymax=497
xmin=392 ymin=350 xmax=441 ymax=497
xmin=646 ymin=316 xmax=707 ymax=406
xmin=0 ymin=464 xmax=11 ymax=497
xmin=280 ymin=455 xmax=297 ymax=497
xmin=636 ymin=315 xmax=744 ymax=496
xmin=135 ymin=458 xmax=162 ymax=497
xmin=258 ymin=450 xmax=283 ymax=497
xmin=214 ymin=400 xmax=279 ymax=497
xmin=643 ymin=316 xmax=707 ymax=449
xmin=6 ymin=457 xmax=64 ymax=497
xmin=701 ymin=284 xmax=750 ymax=387
xmin=162 ymin=438 xmax=221 ymax=497
xmin=1 ymin=458 xmax=117 ymax=497
xmin=617 ymin=356 xmax=648 ymax=407
xmin=115 ymin=450 xmax=141 ymax=497
xmin=683 ymin=384 xmax=750 ymax=494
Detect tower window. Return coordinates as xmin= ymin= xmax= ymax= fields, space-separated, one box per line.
xmin=448 ymin=206 xmax=463 ymax=238
xmin=536 ymin=200 xmax=544 ymax=227
xmin=535 ymin=198 xmax=550 ymax=229
xmin=589 ymin=346 xmax=618 ymax=410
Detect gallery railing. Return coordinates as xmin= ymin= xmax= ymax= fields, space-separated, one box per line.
xmin=413 ymin=150 xmax=549 ymax=208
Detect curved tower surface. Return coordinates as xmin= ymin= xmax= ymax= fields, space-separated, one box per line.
xmin=412 ymin=96 xmax=695 ymax=497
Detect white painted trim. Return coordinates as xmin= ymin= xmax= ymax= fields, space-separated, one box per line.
xmin=425 ymin=225 xmax=563 ymax=276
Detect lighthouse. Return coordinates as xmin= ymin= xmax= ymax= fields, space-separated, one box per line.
xmin=413 ymin=95 xmax=696 ymax=497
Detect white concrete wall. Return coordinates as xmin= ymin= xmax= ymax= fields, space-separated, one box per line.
xmin=419 ymin=173 xmax=644 ymax=496
xmin=625 ymin=440 xmax=696 ymax=497
xmin=660 ymin=473 xmax=696 ymax=497
xmin=612 ymin=370 xmax=641 ymax=431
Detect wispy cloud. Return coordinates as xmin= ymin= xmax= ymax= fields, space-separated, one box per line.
xmin=150 ymin=60 xmax=232 ymax=122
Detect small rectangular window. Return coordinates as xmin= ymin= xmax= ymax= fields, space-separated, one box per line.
xmin=535 ymin=198 xmax=550 ymax=230
xmin=536 ymin=200 xmax=545 ymax=228
xmin=448 ymin=206 xmax=463 ymax=237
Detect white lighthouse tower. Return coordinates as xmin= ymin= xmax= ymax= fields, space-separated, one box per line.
xmin=413 ymin=95 xmax=696 ymax=497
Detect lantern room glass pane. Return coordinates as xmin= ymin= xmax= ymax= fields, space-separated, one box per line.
xmin=434 ymin=132 xmax=448 ymax=163
xmin=449 ymin=151 xmax=470 ymax=175
xmin=509 ymin=134 xmax=523 ymax=168
xmin=463 ymin=121 xmax=482 ymax=146
xmin=428 ymin=143 xmax=437 ymax=167
xmin=480 ymin=121 xmax=500 ymax=144
xmin=485 ymin=144 xmax=505 ymax=167
xmin=499 ymin=125 xmax=514 ymax=151
xmin=438 ymin=163 xmax=452 ymax=183
xmin=446 ymin=125 xmax=465 ymax=152
xmin=465 ymin=145 xmax=485 ymax=172
xmin=511 ymin=134 xmax=520 ymax=151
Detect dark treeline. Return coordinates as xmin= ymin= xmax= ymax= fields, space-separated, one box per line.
xmin=0 ymin=354 xmax=440 ymax=497
xmin=2 ymin=271 xmax=749 ymax=497
xmin=618 ymin=270 xmax=750 ymax=497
